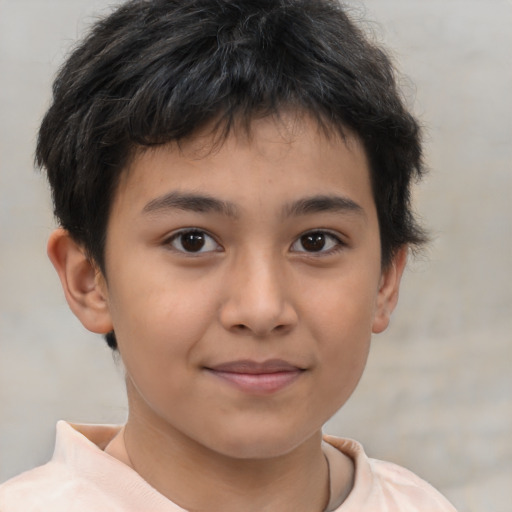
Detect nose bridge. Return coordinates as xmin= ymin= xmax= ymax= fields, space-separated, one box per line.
xmin=241 ymin=247 xmax=282 ymax=307
xmin=220 ymin=245 xmax=297 ymax=336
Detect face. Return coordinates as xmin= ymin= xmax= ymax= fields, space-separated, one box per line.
xmin=99 ymin=115 xmax=403 ymax=459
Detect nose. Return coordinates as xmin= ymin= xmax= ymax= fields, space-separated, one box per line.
xmin=219 ymin=252 xmax=298 ymax=338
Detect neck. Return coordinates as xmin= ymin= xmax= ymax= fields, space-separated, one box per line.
xmin=109 ymin=391 xmax=330 ymax=512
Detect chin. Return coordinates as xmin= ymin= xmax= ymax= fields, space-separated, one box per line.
xmin=217 ymin=441 xmax=296 ymax=460
xmin=204 ymin=423 xmax=318 ymax=460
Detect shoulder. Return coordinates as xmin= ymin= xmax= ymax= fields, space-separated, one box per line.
xmin=324 ymin=435 xmax=457 ymax=512
xmin=0 ymin=463 xmax=94 ymax=512
xmin=0 ymin=421 xmax=122 ymax=512
xmin=0 ymin=462 xmax=127 ymax=512
xmin=367 ymin=458 xmax=457 ymax=511
xmin=0 ymin=421 xmax=184 ymax=512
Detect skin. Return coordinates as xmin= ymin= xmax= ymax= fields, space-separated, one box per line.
xmin=48 ymin=114 xmax=407 ymax=512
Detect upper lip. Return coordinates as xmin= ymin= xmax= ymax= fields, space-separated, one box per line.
xmin=205 ymin=359 xmax=304 ymax=374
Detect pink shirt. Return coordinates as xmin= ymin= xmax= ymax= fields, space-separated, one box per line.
xmin=0 ymin=421 xmax=456 ymax=511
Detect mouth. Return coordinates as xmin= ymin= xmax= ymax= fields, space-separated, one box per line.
xmin=204 ymin=359 xmax=305 ymax=394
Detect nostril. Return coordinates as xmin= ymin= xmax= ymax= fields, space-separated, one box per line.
xmin=219 ymin=298 xmax=298 ymax=337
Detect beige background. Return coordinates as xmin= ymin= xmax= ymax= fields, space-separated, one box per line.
xmin=1 ymin=1 xmax=511 ymax=511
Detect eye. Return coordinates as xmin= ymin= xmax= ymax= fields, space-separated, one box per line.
xmin=166 ymin=229 xmax=221 ymax=254
xmin=290 ymin=231 xmax=344 ymax=254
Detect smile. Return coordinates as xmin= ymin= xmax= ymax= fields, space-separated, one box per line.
xmin=204 ymin=359 xmax=305 ymax=394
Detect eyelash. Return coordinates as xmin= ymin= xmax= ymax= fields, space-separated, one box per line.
xmin=290 ymin=230 xmax=346 ymax=256
xmin=163 ymin=229 xmax=346 ymax=256
xmin=164 ymin=229 xmax=222 ymax=254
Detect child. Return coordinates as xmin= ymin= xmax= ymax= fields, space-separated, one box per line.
xmin=0 ymin=0 xmax=457 ymax=510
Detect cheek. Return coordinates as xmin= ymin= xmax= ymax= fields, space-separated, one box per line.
xmin=111 ymin=287 xmax=217 ymax=417
xmin=300 ymin=270 xmax=378 ymax=402
xmin=316 ymin=291 xmax=373 ymax=382
xmin=303 ymin=267 xmax=380 ymax=343
xmin=107 ymin=270 xmax=220 ymax=376
xmin=312 ymin=302 xmax=372 ymax=421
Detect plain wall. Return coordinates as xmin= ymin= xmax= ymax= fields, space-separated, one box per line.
xmin=1 ymin=1 xmax=511 ymax=511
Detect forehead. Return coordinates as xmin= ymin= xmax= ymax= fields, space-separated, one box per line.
xmin=112 ymin=114 xmax=374 ymax=220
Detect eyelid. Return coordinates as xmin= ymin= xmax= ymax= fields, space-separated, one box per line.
xmin=164 ymin=228 xmax=223 ymax=254
xmin=290 ymin=229 xmax=347 ymax=255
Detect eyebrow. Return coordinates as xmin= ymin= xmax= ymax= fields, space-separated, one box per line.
xmin=142 ymin=191 xmax=239 ymax=218
xmin=142 ymin=191 xmax=364 ymax=221
xmin=282 ymin=195 xmax=365 ymax=219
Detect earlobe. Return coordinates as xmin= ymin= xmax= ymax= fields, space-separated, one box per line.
xmin=47 ymin=228 xmax=113 ymax=334
xmin=372 ymin=246 xmax=408 ymax=334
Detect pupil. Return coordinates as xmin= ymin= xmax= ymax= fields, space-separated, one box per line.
xmin=181 ymin=232 xmax=205 ymax=252
xmin=301 ymin=233 xmax=325 ymax=251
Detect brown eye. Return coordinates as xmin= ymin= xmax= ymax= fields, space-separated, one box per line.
xmin=168 ymin=230 xmax=220 ymax=253
xmin=291 ymin=231 xmax=343 ymax=254
xmin=180 ymin=232 xmax=206 ymax=252
xmin=300 ymin=233 xmax=326 ymax=252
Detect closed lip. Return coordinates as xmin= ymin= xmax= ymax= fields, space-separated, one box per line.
xmin=204 ymin=359 xmax=305 ymax=394
xmin=205 ymin=359 xmax=305 ymax=374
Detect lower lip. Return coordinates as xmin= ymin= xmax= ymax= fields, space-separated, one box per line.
xmin=206 ymin=369 xmax=303 ymax=394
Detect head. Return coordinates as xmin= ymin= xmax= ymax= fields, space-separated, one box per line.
xmin=41 ymin=0 xmax=428 ymax=461
xmin=38 ymin=0 xmax=426 ymax=352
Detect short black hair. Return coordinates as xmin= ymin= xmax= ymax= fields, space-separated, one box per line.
xmin=37 ymin=0 xmax=427 ymax=349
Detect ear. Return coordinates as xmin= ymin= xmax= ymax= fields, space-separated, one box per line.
xmin=47 ymin=228 xmax=113 ymax=334
xmin=372 ymin=246 xmax=408 ymax=334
